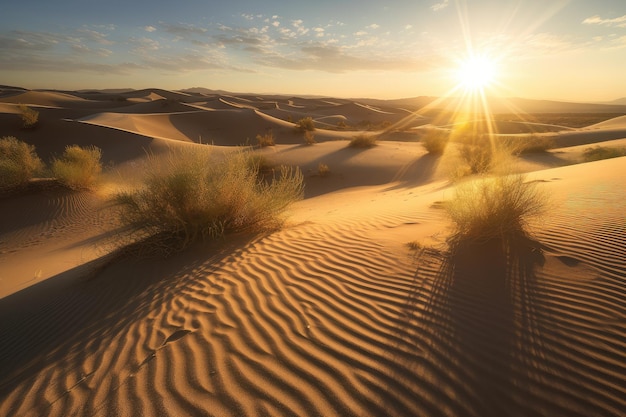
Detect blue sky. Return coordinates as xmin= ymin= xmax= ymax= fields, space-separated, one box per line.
xmin=1 ymin=0 xmax=625 ymax=101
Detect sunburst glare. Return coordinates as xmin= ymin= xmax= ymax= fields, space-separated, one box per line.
xmin=456 ymin=54 xmax=497 ymax=93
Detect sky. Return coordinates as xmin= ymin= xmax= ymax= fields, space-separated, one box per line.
xmin=1 ymin=0 xmax=625 ymax=101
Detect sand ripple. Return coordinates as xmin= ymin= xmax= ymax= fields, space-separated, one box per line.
xmin=0 ymin=175 xmax=624 ymax=416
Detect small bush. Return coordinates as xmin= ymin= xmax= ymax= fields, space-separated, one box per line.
xmin=52 ymin=145 xmax=102 ymax=190
xmin=18 ymin=104 xmax=39 ymax=128
xmin=503 ymin=135 xmax=555 ymax=155
xmin=256 ymin=131 xmax=275 ymax=147
xmin=348 ymin=134 xmax=377 ymax=148
xmin=446 ymin=174 xmax=546 ymax=243
xmin=582 ymin=146 xmax=626 ymax=162
xmin=295 ymin=117 xmax=316 ymax=132
xmin=317 ymin=163 xmax=330 ymax=177
xmin=246 ymin=153 xmax=274 ymax=174
xmin=116 ymin=148 xmax=304 ymax=253
xmin=0 ymin=136 xmax=44 ymax=190
xmin=304 ymin=130 xmax=316 ymax=145
xmin=421 ymin=129 xmax=450 ymax=154
xmin=458 ymin=134 xmax=494 ymax=175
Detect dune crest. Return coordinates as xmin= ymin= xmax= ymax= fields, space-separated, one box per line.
xmin=0 ymin=88 xmax=625 ymax=416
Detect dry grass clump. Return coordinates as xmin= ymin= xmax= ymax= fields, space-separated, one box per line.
xmin=582 ymin=146 xmax=626 ymax=162
xmin=18 ymin=104 xmax=39 ymax=129
xmin=446 ymin=174 xmax=546 ymax=243
xmin=457 ymin=133 xmax=495 ymax=175
xmin=317 ymin=163 xmax=330 ymax=177
xmin=503 ymin=135 xmax=555 ymax=155
xmin=52 ymin=145 xmax=102 ymax=190
xmin=295 ymin=117 xmax=316 ymax=132
xmin=421 ymin=129 xmax=450 ymax=154
xmin=0 ymin=136 xmax=44 ymax=191
xmin=116 ymin=147 xmax=304 ymax=253
xmin=348 ymin=134 xmax=377 ymax=148
xmin=256 ymin=131 xmax=275 ymax=147
xmin=304 ymin=130 xmax=316 ymax=145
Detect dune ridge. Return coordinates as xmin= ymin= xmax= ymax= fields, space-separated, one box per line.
xmin=0 ymin=88 xmax=625 ymax=416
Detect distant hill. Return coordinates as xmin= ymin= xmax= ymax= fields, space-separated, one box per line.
xmin=601 ymin=97 xmax=626 ymax=106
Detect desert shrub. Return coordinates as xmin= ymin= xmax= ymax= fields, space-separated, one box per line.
xmin=582 ymin=146 xmax=626 ymax=162
xmin=304 ymin=130 xmax=316 ymax=145
xmin=421 ymin=129 xmax=450 ymax=154
xmin=336 ymin=120 xmax=348 ymax=130
xmin=348 ymin=134 xmax=377 ymax=148
xmin=295 ymin=117 xmax=316 ymax=132
xmin=0 ymin=136 xmax=44 ymax=190
xmin=503 ymin=135 xmax=555 ymax=155
xmin=52 ymin=145 xmax=102 ymax=190
xmin=116 ymin=148 xmax=304 ymax=253
xmin=256 ymin=131 xmax=275 ymax=147
xmin=446 ymin=174 xmax=546 ymax=243
xmin=18 ymin=104 xmax=39 ymax=128
xmin=458 ymin=135 xmax=493 ymax=175
xmin=246 ymin=153 xmax=274 ymax=174
xmin=317 ymin=163 xmax=330 ymax=177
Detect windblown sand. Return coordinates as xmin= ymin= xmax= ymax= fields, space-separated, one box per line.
xmin=0 ymin=89 xmax=624 ymax=416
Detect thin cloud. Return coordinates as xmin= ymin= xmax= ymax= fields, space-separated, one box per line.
xmin=144 ymin=26 xmax=157 ymax=32
xmin=431 ymin=0 xmax=449 ymax=12
xmin=582 ymin=14 xmax=626 ymax=28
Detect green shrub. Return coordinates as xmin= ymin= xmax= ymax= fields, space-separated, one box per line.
xmin=18 ymin=104 xmax=39 ymax=128
xmin=256 ymin=131 xmax=275 ymax=147
xmin=582 ymin=146 xmax=626 ymax=162
xmin=0 ymin=136 xmax=44 ymax=190
xmin=116 ymin=148 xmax=304 ymax=253
xmin=348 ymin=134 xmax=377 ymax=148
xmin=52 ymin=145 xmax=102 ymax=190
xmin=446 ymin=174 xmax=545 ymax=243
xmin=295 ymin=117 xmax=315 ymax=132
xmin=421 ymin=129 xmax=450 ymax=154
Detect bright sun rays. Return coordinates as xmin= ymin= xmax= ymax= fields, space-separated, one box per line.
xmin=456 ymin=54 xmax=497 ymax=93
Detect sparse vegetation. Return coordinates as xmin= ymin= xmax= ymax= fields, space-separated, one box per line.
xmin=304 ymin=130 xmax=316 ymax=145
xmin=116 ymin=148 xmax=304 ymax=253
xmin=582 ymin=146 xmax=626 ymax=162
xmin=457 ymin=133 xmax=495 ymax=175
xmin=446 ymin=174 xmax=546 ymax=243
xmin=503 ymin=135 xmax=555 ymax=155
xmin=18 ymin=104 xmax=39 ymax=128
xmin=348 ymin=134 xmax=378 ymax=148
xmin=421 ymin=129 xmax=450 ymax=154
xmin=295 ymin=117 xmax=316 ymax=132
xmin=317 ymin=163 xmax=330 ymax=177
xmin=0 ymin=136 xmax=44 ymax=191
xmin=52 ymin=145 xmax=102 ymax=190
xmin=256 ymin=131 xmax=275 ymax=147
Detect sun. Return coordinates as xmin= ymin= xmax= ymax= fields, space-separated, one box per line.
xmin=456 ymin=54 xmax=497 ymax=92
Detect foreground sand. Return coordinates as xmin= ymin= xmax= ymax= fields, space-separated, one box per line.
xmin=0 ymin=89 xmax=625 ymax=416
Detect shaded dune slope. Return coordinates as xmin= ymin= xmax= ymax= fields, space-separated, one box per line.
xmin=1 ymin=159 xmax=624 ymax=416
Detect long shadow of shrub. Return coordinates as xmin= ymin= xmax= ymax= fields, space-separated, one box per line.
xmin=392 ymin=174 xmax=551 ymax=416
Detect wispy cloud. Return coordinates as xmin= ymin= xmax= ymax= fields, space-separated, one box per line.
xmin=431 ymin=0 xmax=449 ymax=12
xmin=582 ymin=14 xmax=626 ymax=28
xmin=144 ymin=26 xmax=157 ymax=33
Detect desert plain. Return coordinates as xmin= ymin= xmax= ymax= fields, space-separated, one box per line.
xmin=0 ymin=86 xmax=625 ymax=416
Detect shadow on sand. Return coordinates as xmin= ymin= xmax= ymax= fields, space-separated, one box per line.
xmin=393 ymin=232 xmax=549 ymax=416
xmin=0 ymin=234 xmax=255 ymax=405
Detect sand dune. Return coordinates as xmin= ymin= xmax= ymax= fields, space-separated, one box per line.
xmin=0 ymin=88 xmax=624 ymax=416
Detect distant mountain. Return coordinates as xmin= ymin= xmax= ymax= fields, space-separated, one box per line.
xmin=180 ymin=87 xmax=234 ymax=96
xmin=76 ymin=88 xmax=135 ymax=94
xmin=601 ymin=97 xmax=626 ymax=106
